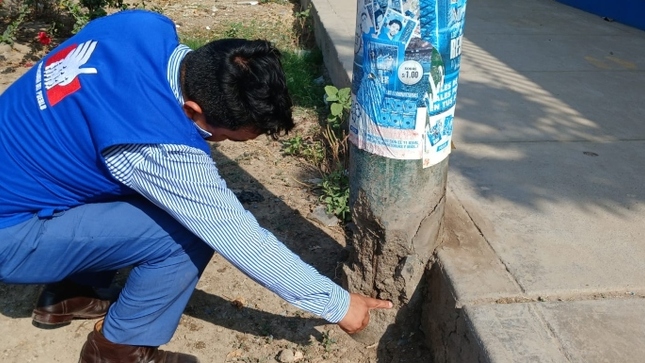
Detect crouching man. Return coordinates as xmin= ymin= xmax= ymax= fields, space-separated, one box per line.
xmin=0 ymin=9 xmax=391 ymax=363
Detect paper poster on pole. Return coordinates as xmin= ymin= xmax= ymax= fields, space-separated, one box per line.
xmin=350 ymin=0 xmax=467 ymax=168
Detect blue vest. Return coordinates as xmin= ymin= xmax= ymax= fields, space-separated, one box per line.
xmin=0 ymin=10 xmax=210 ymax=228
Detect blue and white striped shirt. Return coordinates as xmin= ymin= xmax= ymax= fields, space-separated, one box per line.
xmin=102 ymin=45 xmax=350 ymax=323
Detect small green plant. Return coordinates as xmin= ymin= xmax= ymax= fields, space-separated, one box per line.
xmin=282 ymin=136 xmax=325 ymax=166
xmin=324 ymin=85 xmax=351 ymax=129
xmin=319 ymin=167 xmax=350 ymax=221
xmin=294 ymin=7 xmax=310 ymax=21
xmin=307 ymin=85 xmax=352 ymax=221
xmin=282 ymin=135 xmax=304 ymax=156
xmin=59 ymin=0 xmax=91 ymax=34
xmin=220 ymin=20 xmax=267 ymax=40
xmin=0 ymin=5 xmax=30 ymax=45
xmin=320 ymin=330 xmax=337 ymax=352
xmin=302 ymin=140 xmax=325 ymax=165
xmin=224 ymin=23 xmax=240 ymax=38
xmin=279 ymin=86 xmax=351 ymax=223
xmin=293 ymin=4 xmax=314 ymax=48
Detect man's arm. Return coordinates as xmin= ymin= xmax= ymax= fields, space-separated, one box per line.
xmin=103 ymin=143 xmax=390 ymax=329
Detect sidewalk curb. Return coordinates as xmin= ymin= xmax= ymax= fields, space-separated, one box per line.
xmin=300 ymin=0 xmax=353 ymax=88
xmin=423 ymin=189 xmax=570 ymax=362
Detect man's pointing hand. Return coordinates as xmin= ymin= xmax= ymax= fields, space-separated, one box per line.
xmin=338 ymin=293 xmax=393 ymax=334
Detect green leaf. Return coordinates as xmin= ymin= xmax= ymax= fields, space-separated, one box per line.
xmin=325 ymin=94 xmax=339 ymax=102
xmin=330 ymin=103 xmax=343 ymax=117
xmin=324 ymin=85 xmax=338 ymax=97
xmin=338 ymin=87 xmax=351 ymax=100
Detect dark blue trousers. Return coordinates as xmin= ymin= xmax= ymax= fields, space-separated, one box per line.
xmin=0 ymin=196 xmax=214 ymax=346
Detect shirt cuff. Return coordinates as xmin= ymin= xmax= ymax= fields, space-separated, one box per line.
xmin=319 ymin=282 xmax=351 ymax=323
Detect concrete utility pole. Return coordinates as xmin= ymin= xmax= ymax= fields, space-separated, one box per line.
xmin=342 ymin=0 xmax=467 ymax=357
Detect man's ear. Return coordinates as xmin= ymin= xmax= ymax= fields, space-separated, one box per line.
xmin=182 ymin=101 xmax=203 ymax=121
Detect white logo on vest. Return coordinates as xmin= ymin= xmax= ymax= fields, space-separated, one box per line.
xmin=36 ymin=40 xmax=99 ymax=110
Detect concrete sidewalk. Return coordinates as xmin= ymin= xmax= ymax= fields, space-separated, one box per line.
xmin=302 ymin=0 xmax=645 ymax=361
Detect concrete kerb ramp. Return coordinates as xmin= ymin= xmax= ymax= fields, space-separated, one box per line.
xmin=302 ymin=0 xmax=645 ymax=362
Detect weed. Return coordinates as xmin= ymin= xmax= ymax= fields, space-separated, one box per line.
xmin=320 ymin=330 xmax=337 ymax=352
xmin=1 ymin=0 xmax=163 ymax=43
xmin=293 ymin=5 xmax=313 ymax=46
xmin=321 ymin=85 xmax=351 ymax=169
xmin=180 ymin=37 xmax=208 ymax=50
xmin=282 ymin=135 xmax=304 ymax=156
xmin=319 ymin=167 xmax=350 ymax=221
xmin=308 ymin=85 xmax=352 ymax=221
xmin=321 ymin=123 xmax=348 ymax=168
xmin=0 ymin=4 xmax=30 ymax=45
xmin=294 ymin=7 xmax=310 ymax=19
xmin=302 ymin=140 xmax=325 ymax=165
xmin=282 ymin=136 xmax=325 ymax=166
xmin=280 ymin=85 xmax=352 ymax=221
xmin=224 ymin=23 xmax=240 ymax=38
xmin=58 ymin=0 xmax=91 ymax=34
xmin=281 ymin=48 xmax=325 ymax=108
xmin=324 ymin=85 xmax=351 ymax=130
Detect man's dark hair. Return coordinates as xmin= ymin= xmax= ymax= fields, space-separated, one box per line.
xmin=182 ymin=39 xmax=294 ymax=139
xmin=389 ymin=19 xmax=403 ymax=29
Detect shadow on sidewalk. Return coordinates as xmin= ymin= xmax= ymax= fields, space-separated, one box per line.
xmin=451 ymin=0 xmax=645 ymax=214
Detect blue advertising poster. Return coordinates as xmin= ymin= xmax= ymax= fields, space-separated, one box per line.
xmin=350 ymin=0 xmax=467 ymax=167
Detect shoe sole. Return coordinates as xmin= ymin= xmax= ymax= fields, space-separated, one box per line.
xmin=32 ymin=310 xmax=106 ymax=329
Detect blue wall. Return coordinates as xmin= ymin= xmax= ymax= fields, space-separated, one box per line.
xmin=557 ymin=0 xmax=645 ymax=31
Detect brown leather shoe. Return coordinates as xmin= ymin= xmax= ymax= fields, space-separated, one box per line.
xmin=32 ymin=279 xmax=112 ymax=329
xmin=79 ymin=320 xmax=200 ymax=363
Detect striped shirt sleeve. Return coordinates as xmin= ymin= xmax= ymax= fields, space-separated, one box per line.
xmin=103 ymin=143 xmax=351 ymax=323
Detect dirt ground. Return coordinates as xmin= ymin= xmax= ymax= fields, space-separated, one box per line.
xmin=0 ymin=1 xmax=431 ymax=362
